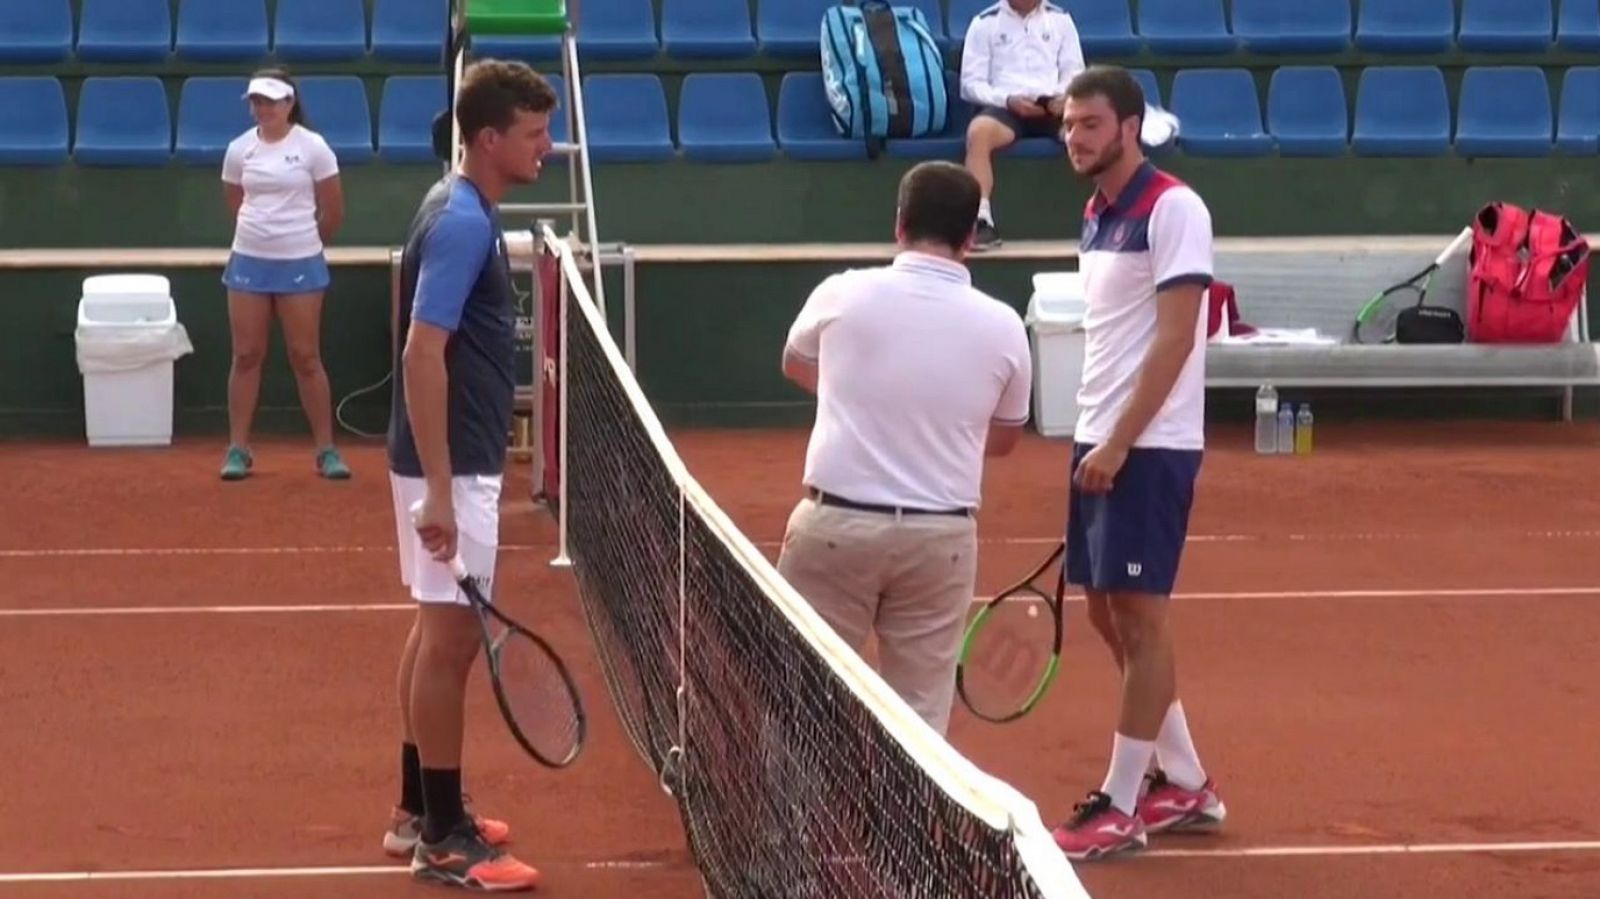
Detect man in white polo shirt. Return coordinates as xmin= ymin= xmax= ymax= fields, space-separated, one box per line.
xmin=1046 ymin=66 xmax=1226 ymax=862
xmin=777 ymin=160 xmax=1033 ymax=737
xmin=960 ymin=0 xmax=1086 ymax=250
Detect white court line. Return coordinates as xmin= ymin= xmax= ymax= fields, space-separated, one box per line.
xmin=1 ymin=839 xmax=1597 ymax=883
xmin=3 ymin=585 xmax=1599 ymax=619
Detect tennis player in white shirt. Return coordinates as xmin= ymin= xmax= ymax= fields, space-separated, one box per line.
xmin=219 ymin=68 xmax=348 ymax=482
xmin=959 ymin=0 xmax=1086 ymax=250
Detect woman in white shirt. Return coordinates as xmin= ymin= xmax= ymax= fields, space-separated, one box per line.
xmin=219 ymin=68 xmax=348 ymax=481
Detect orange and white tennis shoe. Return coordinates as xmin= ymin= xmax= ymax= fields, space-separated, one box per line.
xmin=384 ymin=797 xmax=511 ymax=858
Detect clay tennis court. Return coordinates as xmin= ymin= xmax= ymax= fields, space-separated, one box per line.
xmin=3 ymin=418 xmax=1598 ymax=898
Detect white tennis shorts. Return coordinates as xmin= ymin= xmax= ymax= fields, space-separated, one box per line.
xmin=389 ymin=472 xmax=503 ymax=605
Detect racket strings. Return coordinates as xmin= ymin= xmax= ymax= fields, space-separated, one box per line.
xmin=492 ymin=626 xmax=583 ymax=763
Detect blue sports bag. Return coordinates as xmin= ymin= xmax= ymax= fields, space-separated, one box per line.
xmin=820 ymin=1 xmax=948 ymax=156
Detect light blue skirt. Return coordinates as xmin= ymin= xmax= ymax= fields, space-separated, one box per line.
xmin=221 ymin=252 xmax=331 ymax=295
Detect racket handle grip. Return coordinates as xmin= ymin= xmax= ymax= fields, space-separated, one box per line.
xmin=407 ymin=500 xmax=470 ymax=582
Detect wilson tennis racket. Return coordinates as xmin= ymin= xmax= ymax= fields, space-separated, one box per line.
xmin=956 ymin=541 xmax=1066 ymax=724
xmin=1351 ymin=227 xmax=1473 ymax=344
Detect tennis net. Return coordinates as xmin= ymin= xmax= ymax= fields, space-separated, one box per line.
xmin=547 ymin=232 xmax=1089 ymax=899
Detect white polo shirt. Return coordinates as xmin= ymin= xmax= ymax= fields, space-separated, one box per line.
xmin=222 ymin=124 xmax=340 ymax=260
xmin=1075 ymin=162 xmax=1215 ymax=451
xmin=960 ymin=1 xmax=1086 ymax=110
xmin=784 ymin=252 xmax=1033 ymax=511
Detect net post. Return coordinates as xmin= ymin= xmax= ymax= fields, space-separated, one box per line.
xmin=549 ymin=236 xmax=572 ymax=570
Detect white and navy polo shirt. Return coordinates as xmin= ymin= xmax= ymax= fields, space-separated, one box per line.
xmin=959 ymin=1 xmax=1086 ymax=110
xmin=1075 ymin=162 xmax=1215 ymax=451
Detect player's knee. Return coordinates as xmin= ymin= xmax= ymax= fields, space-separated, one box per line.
xmin=965 ymin=118 xmax=1013 ymax=153
xmin=232 ymin=346 xmax=266 ymax=371
xmin=1108 ymin=595 xmax=1168 ymax=656
xmin=418 ymin=606 xmax=482 ymax=672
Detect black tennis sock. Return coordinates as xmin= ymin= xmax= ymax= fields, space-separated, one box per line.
xmin=420 ymin=768 xmax=465 ymax=844
xmin=399 ymin=743 xmax=425 ymax=816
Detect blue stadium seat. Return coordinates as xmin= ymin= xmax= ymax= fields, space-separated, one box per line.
xmin=1558 ymin=0 xmax=1600 ymax=52
xmin=299 ymin=76 xmax=375 ymax=164
xmin=1232 ymin=0 xmax=1352 ymax=54
xmin=0 ymin=0 xmax=72 ymax=63
xmin=948 ymin=0 xmax=989 ymax=46
xmin=77 ymin=0 xmax=172 ymax=63
xmin=758 ymin=0 xmax=834 ymax=57
xmin=1267 ymin=66 xmax=1348 ymax=157
xmin=777 ymin=72 xmax=867 ymax=161
xmin=583 ymin=75 xmax=676 ymax=162
xmin=1130 ymin=68 xmax=1162 ymax=108
xmin=372 ymin=0 xmax=448 ymax=63
xmin=1169 ymin=69 xmax=1273 ymax=157
xmin=176 ymin=0 xmax=270 ymax=62
xmin=1458 ymin=0 xmax=1553 ymax=52
xmin=378 ymin=75 xmax=446 ymax=164
xmin=74 ymin=77 xmax=173 ymax=167
xmin=887 ymin=73 xmax=972 ymax=160
xmin=1137 ymin=0 xmax=1236 ymax=55
xmin=576 ymin=0 xmax=661 ymax=60
xmin=275 ymin=0 xmax=369 ymax=62
xmin=1556 ymin=67 xmax=1600 ymax=155
xmin=1351 ymin=67 xmax=1451 ymax=157
xmin=1068 ymin=0 xmax=1140 ymax=56
xmin=471 ymin=34 xmax=563 ymax=62
xmin=1355 ymin=0 xmax=1455 ymax=53
xmin=677 ymin=73 xmax=776 ymax=163
xmin=0 ymin=77 xmax=69 ymax=165
xmin=174 ymin=77 xmax=252 ymax=165
xmin=1455 ymin=67 xmax=1552 ymax=157
xmin=660 ymin=0 xmax=757 ymax=58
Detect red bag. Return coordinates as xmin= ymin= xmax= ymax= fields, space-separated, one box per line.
xmin=1466 ymin=202 xmax=1590 ymax=344
xmin=1206 ymin=280 xmax=1256 ymax=340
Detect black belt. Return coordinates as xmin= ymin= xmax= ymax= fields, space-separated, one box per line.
xmin=807 ymin=488 xmax=973 ymax=518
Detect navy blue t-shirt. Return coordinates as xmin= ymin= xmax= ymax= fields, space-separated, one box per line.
xmin=387 ymin=175 xmax=516 ymax=478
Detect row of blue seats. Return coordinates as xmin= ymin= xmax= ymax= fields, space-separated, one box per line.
xmin=0 ymin=0 xmax=442 ymax=64
xmin=476 ymin=0 xmax=1600 ymax=61
xmin=6 ymin=0 xmax=1597 ymax=66
xmin=5 ymin=66 xmax=1599 ymax=168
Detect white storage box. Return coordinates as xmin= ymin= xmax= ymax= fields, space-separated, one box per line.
xmin=1025 ymin=272 xmax=1087 ymax=438
xmin=75 ymin=274 xmax=194 ymax=447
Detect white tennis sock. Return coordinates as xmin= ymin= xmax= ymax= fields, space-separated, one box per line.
xmin=979 ymin=198 xmax=994 ymax=224
xmin=1100 ymin=733 xmax=1156 ymax=816
xmin=1155 ymin=700 xmax=1208 ymax=790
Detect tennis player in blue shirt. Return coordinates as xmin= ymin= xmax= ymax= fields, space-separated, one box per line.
xmin=382 ymin=59 xmax=557 ymax=893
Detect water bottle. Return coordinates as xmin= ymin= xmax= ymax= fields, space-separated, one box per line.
xmin=1254 ymin=384 xmax=1278 ymax=454
xmin=1277 ymin=403 xmax=1295 ymax=454
xmin=1295 ymin=403 xmax=1314 ymax=455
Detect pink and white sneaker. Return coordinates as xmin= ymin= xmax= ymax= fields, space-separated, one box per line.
xmin=1052 ymin=791 xmax=1148 ymax=861
xmin=1138 ymin=770 xmax=1227 ymax=834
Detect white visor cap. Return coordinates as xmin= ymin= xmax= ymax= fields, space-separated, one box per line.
xmin=245 ymin=77 xmax=295 ymax=101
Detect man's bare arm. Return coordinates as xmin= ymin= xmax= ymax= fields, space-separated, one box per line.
xmin=403 ymin=321 xmax=454 ymax=493
xmin=1104 ymin=284 xmax=1205 ymax=451
xmin=782 ymin=349 xmax=819 ymax=395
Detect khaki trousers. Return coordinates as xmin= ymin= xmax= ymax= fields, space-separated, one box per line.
xmin=776 ymin=496 xmax=978 ymax=736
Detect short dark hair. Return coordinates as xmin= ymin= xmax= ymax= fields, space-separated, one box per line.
xmin=455 ymin=59 xmax=560 ymax=145
xmin=897 ymin=161 xmax=981 ymax=251
xmin=1065 ymin=65 xmax=1146 ymax=126
xmin=251 ymin=66 xmax=309 ymax=127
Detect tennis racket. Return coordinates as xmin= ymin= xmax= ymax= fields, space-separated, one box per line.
xmin=955 ymin=541 xmax=1066 ymax=724
xmin=410 ymin=502 xmax=587 ymax=768
xmin=1350 ymin=227 xmax=1473 ymax=344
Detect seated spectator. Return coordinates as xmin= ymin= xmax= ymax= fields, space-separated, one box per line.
xmin=960 ymin=0 xmax=1085 ymax=249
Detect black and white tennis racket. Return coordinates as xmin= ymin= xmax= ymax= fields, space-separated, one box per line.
xmin=956 ymin=541 xmax=1066 ymax=725
xmin=411 ymin=502 xmax=587 ymax=768
xmin=1351 ymin=227 xmax=1473 ymax=344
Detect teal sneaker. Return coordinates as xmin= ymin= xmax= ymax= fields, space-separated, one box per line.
xmin=220 ymin=446 xmax=252 ymax=481
xmin=316 ymin=447 xmax=351 ymax=480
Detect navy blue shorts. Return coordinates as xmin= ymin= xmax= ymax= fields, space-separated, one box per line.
xmin=1065 ymin=442 xmax=1203 ymax=597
